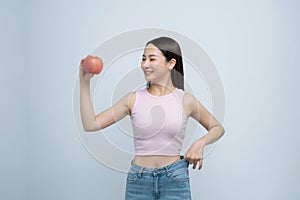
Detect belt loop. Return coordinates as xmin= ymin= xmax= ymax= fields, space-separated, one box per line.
xmin=165 ymin=166 xmax=171 ymax=177
xmin=138 ymin=167 xmax=143 ymax=179
xmin=180 ymin=155 xmax=189 ymax=167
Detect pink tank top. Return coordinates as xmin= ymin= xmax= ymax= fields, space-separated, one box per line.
xmin=130 ymin=87 xmax=188 ymax=156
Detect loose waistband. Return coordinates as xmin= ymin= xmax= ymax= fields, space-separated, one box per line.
xmin=129 ymin=156 xmax=189 ymax=176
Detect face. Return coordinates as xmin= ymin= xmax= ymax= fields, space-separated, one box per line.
xmin=141 ymin=43 xmax=172 ymax=83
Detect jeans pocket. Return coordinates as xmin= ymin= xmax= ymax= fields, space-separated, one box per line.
xmin=168 ymin=167 xmax=190 ymax=182
xmin=126 ymin=172 xmax=138 ymax=184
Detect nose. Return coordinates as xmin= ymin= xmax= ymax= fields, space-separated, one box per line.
xmin=141 ymin=60 xmax=150 ymax=69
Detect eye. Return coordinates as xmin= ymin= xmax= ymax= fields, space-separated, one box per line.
xmin=142 ymin=57 xmax=146 ymax=61
xmin=150 ymin=58 xmax=155 ymax=61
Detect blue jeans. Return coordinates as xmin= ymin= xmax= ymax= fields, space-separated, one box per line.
xmin=125 ymin=156 xmax=191 ymax=200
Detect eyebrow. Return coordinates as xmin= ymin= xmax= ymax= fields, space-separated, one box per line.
xmin=142 ymin=54 xmax=159 ymax=57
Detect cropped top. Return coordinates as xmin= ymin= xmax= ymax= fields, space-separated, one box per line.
xmin=130 ymin=87 xmax=188 ymax=156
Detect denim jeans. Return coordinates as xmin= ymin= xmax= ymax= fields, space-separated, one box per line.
xmin=125 ymin=156 xmax=191 ymax=200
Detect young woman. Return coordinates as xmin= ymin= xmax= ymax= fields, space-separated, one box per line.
xmin=79 ymin=37 xmax=225 ymax=199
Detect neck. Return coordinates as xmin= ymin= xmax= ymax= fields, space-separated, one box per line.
xmin=148 ymin=82 xmax=176 ymax=96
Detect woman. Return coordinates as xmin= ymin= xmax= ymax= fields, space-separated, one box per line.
xmin=79 ymin=37 xmax=225 ymax=199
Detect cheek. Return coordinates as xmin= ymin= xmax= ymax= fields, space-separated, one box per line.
xmin=151 ymin=61 xmax=165 ymax=69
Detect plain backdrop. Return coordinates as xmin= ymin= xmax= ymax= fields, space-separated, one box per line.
xmin=1 ymin=0 xmax=299 ymax=200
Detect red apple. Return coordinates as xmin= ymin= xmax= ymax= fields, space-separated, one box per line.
xmin=82 ymin=55 xmax=103 ymax=74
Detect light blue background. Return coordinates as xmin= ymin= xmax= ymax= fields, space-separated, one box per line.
xmin=1 ymin=0 xmax=299 ymax=199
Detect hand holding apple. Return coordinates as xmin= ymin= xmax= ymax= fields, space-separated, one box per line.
xmin=82 ymin=55 xmax=103 ymax=74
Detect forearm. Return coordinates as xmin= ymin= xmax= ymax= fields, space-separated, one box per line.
xmin=198 ymin=125 xmax=225 ymax=146
xmin=80 ymin=79 xmax=98 ymax=131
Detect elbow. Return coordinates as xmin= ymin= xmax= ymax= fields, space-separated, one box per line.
xmin=82 ymin=123 xmax=98 ymax=132
xmin=83 ymin=126 xmax=95 ymax=132
xmin=82 ymin=118 xmax=101 ymax=132
xmin=219 ymin=125 xmax=225 ymax=138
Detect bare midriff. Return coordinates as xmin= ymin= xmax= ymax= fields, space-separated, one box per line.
xmin=133 ymin=155 xmax=181 ymax=168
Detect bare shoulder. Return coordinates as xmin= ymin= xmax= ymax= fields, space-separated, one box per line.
xmin=183 ymin=92 xmax=197 ymax=117
xmin=183 ymin=92 xmax=195 ymax=103
xmin=127 ymin=91 xmax=136 ymax=108
xmin=117 ymin=91 xmax=135 ymax=102
xmin=111 ymin=91 xmax=136 ymax=116
xmin=123 ymin=91 xmax=136 ymax=115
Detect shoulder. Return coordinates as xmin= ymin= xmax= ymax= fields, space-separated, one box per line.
xmin=122 ymin=91 xmax=136 ymax=106
xmin=183 ymin=92 xmax=196 ymax=105
xmin=114 ymin=91 xmax=136 ymax=108
xmin=113 ymin=91 xmax=136 ymax=116
xmin=183 ymin=92 xmax=207 ymax=117
xmin=121 ymin=91 xmax=136 ymax=115
xmin=183 ymin=92 xmax=197 ymax=117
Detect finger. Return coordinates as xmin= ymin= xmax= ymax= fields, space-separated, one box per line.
xmin=185 ymin=155 xmax=192 ymax=164
xmin=186 ymin=158 xmax=191 ymax=165
xmin=193 ymin=161 xmax=198 ymax=169
xmin=189 ymin=159 xmax=195 ymax=165
xmin=183 ymin=154 xmax=188 ymax=161
xmin=80 ymin=60 xmax=84 ymax=69
xmin=198 ymin=159 xmax=203 ymax=170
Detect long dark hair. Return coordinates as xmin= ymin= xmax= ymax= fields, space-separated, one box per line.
xmin=146 ymin=37 xmax=184 ymax=91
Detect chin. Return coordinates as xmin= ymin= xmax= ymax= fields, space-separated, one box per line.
xmin=144 ymin=77 xmax=152 ymax=82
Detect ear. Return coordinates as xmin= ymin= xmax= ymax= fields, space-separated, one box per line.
xmin=167 ymin=58 xmax=176 ymax=70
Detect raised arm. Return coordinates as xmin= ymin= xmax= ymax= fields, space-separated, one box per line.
xmin=79 ymin=60 xmax=135 ymax=132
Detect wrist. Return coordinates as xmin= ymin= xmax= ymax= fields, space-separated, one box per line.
xmin=196 ymin=136 xmax=206 ymax=147
xmin=80 ymin=78 xmax=90 ymax=85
